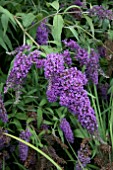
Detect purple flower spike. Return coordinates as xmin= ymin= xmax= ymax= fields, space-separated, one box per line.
xmin=19 ymin=129 xmax=32 ymax=161
xmin=88 ymin=5 xmax=113 ymax=20
xmin=36 ymin=19 xmax=48 ymax=45
xmin=44 ymin=53 xmax=64 ymax=79
xmin=86 ymin=49 xmax=99 ymax=84
xmin=62 ymin=50 xmax=72 ymax=66
xmin=60 ymin=118 xmax=74 ymax=143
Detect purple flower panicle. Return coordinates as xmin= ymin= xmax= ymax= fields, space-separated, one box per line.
xmin=86 ymin=49 xmax=99 ymax=85
xmin=60 ymin=118 xmax=74 ymax=143
xmin=4 ymin=47 xmax=40 ymax=93
xmin=88 ymin=5 xmax=113 ymax=20
xmin=62 ymin=50 xmax=72 ymax=66
xmin=44 ymin=52 xmax=98 ymax=133
xmin=36 ymin=19 xmax=48 ymax=45
xmin=44 ymin=53 xmax=64 ymax=79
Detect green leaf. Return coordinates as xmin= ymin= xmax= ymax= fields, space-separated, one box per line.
xmin=48 ymin=1 xmax=59 ymax=11
xmin=84 ymin=15 xmax=94 ymax=37
xmin=67 ymin=26 xmax=79 ymax=41
xmin=64 ymin=5 xmax=80 ymax=13
xmin=0 ymin=6 xmax=16 ymax=24
xmin=9 ymin=119 xmax=22 ymax=130
xmin=39 ymin=99 xmax=47 ymax=107
xmin=1 ymin=14 xmax=9 ymax=35
xmin=22 ymin=13 xmax=35 ymax=27
xmin=52 ymin=14 xmax=64 ymax=48
xmin=37 ymin=107 xmax=43 ymax=129
xmin=58 ymin=126 xmax=64 ymax=143
xmin=0 ymin=83 xmax=4 ymax=93
xmin=0 ymin=37 xmax=8 ymax=50
xmin=74 ymin=129 xmax=86 ymax=138
xmin=26 ymin=118 xmax=35 ymax=125
xmin=15 ymin=113 xmax=27 ymax=120
xmin=4 ymin=34 xmax=13 ymax=50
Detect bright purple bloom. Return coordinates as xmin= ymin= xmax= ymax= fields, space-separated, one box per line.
xmin=4 ymin=48 xmax=40 ymax=93
xmin=36 ymin=19 xmax=48 ymax=45
xmin=85 ymin=49 xmax=99 ymax=84
xmin=15 ymin=45 xmax=31 ymax=53
xmin=19 ymin=129 xmax=31 ymax=161
xmin=46 ymin=76 xmax=61 ymax=102
xmin=63 ymin=39 xmax=99 ymax=84
xmin=62 ymin=50 xmax=72 ymax=66
xmin=63 ymin=39 xmax=79 ymax=50
xmin=75 ymin=47 xmax=89 ymax=66
xmin=0 ymin=95 xmax=8 ymax=123
xmin=36 ymin=59 xmax=46 ymax=68
xmin=60 ymin=118 xmax=74 ymax=143
xmin=44 ymin=53 xmax=64 ymax=79
xmin=78 ymin=112 xmax=98 ymax=133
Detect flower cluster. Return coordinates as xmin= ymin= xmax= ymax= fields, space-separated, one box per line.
xmin=44 ymin=53 xmax=98 ymax=134
xmin=36 ymin=19 xmax=48 ymax=45
xmin=63 ymin=39 xmax=99 ymax=84
xmin=19 ymin=129 xmax=32 ymax=161
xmin=85 ymin=49 xmax=99 ymax=85
xmin=88 ymin=5 xmax=113 ymax=20
xmin=62 ymin=50 xmax=72 ymax=66
xmin=44 ymin=53 xmax=64 ymax=79
xmin=76 ymin=47 xmax=89 ymax=66
xmin=15 ymin=45 xmax=31 ymax=53
xmin=75 ymin=139 xmax=91 ymax=170
xmin=0 ymin=95 xmax=8 ymax=123
xmin=4 ymin=47 xmax=40 ymax=93
xmin=60 ymin=118 xmax=74 ymax=143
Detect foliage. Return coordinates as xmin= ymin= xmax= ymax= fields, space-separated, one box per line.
xmin=0 ymin=0 xmax=113 ymax=170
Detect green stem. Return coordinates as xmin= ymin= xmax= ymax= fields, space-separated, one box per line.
xmin=4 ymin=133 xmax=62 ymax=170
xmin=14 ymin=17 xmax=40 ymax=49
xmin=93 ymin=85 xmax=105 ymax=140
xmin=64 ymin=149 xmax=75 ymax=162
xmin=88 ymin=85 xmax=101 ymax=133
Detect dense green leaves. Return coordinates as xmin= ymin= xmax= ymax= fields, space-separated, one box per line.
xmin=1 ymin=1 xmax=113 ymax=170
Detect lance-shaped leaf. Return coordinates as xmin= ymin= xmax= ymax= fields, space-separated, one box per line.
xmin=52 ymin=14 xmax=64 ymax=48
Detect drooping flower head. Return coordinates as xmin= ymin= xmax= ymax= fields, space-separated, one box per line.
xmin=60 ymin=118 xmax=74 ymax=143
xmin=4 ymin=47 xmax=40 ymax=93
xmin=44 ymin=53 xmax=64 ymax=79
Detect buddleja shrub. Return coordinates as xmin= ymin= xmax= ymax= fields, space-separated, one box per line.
xmin=0 ymin=0 xmax=113 ymax=170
